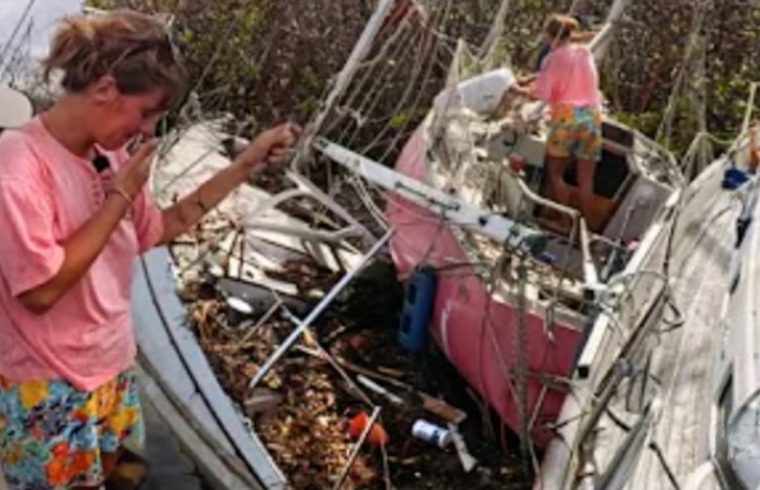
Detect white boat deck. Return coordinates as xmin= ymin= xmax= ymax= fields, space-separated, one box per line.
xmin=630 ymin=190 xmax=736 ymax=489
xmin=536 ymin=156 xmax=741 ymax=490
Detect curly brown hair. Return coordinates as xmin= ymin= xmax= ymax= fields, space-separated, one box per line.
xmin=544 ymin=14 xmax=579 ymax=42
xmin=43 ymin=10 xmax=187 ymax=110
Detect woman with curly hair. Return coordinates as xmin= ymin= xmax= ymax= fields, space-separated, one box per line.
xmin=0 ymin=10 xmax=297 ymax=489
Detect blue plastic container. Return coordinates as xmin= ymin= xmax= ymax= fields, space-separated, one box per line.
xmin=398 ymin=266 xmax=438 ymax=354
xmin=723 ymin=167 xmax=750 ymax=190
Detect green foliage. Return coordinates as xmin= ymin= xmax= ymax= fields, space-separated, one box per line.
xmin=85 ymin=0 xmax=760 ymax=160
xmin=87 ymin=0 xmax=366 ymax=129
xmin=389 ymin=107 xmax=428 ymax=130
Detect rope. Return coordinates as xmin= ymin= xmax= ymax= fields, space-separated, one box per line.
xmin=0 ymin=0 xmax=36 ymax=73
xmin=1 ymin=20 xmax=33 ymax=81
xmin=324 ymin=10 xmax=418 ymax=137
xmin=654 ymin=0 xmax=712 ymax=146
xmin=514 ymin=254 xmax=533 ymax=475
xmin=368 ymin=7 xmax=449 ymax=163
xmin=330 ymin=20 xmax=421 ymax=143
xmin=741 ymin=82 xmax=758 ymax=135
xmin=478 ymin=0 xmax=512 ymax=67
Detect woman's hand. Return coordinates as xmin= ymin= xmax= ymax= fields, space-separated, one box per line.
xmin=234 ymin=123 xmax=301 ymax=174
xmin=158 ymin=123 xmax=299 ymax=245
xmin=17 ymin=138 xmax=160 ymax=314
xmin=113 ymin=139 xmax=159 ymax=200
xmin=495 ymin=83 xmax=535 ymax=117
xmin=517 ymin=74 xmax=538 ymax=86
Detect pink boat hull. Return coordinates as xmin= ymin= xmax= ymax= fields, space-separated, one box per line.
xmin=387 ymin=130 xmax=582 ymax=446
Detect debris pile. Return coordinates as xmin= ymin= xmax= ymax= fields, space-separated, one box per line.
xmin=183 ymin=266 xmax=377 ymax=489
xmin=179 ymin=250 xmax=530 ymax=489
xmin=159 ymin=124 xmax=529 ymax=488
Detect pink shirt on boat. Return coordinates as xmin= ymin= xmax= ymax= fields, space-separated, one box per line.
xmin=0 ymin=117 xmax=164 ymax=391
xmin=534 ymin=43 xmax=600 ymax=108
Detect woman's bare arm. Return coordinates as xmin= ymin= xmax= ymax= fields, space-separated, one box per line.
xmin=18 ymin=143 xmax=157 ymax=313
xmin=158 ymin=123 xmax=299 ymax=244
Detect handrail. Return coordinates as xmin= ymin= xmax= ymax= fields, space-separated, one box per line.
xmin=511 ymin=170 xmax=602 ymax=294
xmin=512 ymin=168 xmax=580 ymax=220
xmin=740 ymin=82 xmax=758 ymax=136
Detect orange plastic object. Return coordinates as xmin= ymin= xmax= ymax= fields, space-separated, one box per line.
xmin=348 ymin=411 xmax=389 ymax=446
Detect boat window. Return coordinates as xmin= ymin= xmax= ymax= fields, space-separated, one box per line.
xmin=602 ymin=120 xmax=635 ymax=152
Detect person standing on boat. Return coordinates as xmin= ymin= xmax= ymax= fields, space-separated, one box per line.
xmin=0 ymin=10 xmax=298 ymax=490
xmin=513 ymin=14 xmax=603 ymax=232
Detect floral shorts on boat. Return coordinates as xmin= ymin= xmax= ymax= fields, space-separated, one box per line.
xmin=0 ymin=368 xmax=143 ymax=489
xmin=546 ymin=104 xmax=603 ymax=162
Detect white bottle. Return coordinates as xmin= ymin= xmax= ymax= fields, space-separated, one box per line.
xmin=411 ymin=419 xmax=452 ymax=448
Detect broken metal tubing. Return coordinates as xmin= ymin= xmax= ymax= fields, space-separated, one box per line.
xmin=248 ymin=228 xmax=395 ymax=390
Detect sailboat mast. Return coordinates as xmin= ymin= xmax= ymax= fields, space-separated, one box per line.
xmin=589 ymin=0 xmax=633 ymax=63
xmin=293 ymin=0 xmax=396 ymax=167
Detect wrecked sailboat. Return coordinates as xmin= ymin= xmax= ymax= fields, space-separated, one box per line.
xmin=128 ymin=0 xmax=753 ymax=488
xmin=317 ymin=76 xmax=760 ymax=490
xmin=317 ymin=0 xmax=679 ymax=449
xmin=372 ymin=67 xmax=681 ymax=448
xmin=537 ymin=113 xmax=760 ymax=489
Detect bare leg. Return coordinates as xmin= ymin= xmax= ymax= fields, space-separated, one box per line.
xmin=102 ymin=449 xmax=123 ymax=478
xmin=543 ymin=154 xmax=573 ymax=231
xmin=103 ymin=447 xmax=148 ymax=489
xmin=545 ymin=155 xmax=572 ymax=205
xmin=576 ymin=159 xmax=597 ymax=227
xmin=70 ymin=451 xmax=121 ymax=489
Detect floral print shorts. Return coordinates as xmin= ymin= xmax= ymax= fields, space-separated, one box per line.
xmin=546 ymin=104 xmax=603 ymax=162
xmin=0 ymin=368 xmax=143 ymax=489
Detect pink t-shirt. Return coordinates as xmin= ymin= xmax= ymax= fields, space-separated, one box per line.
xmin=0 ymin=117 xmax=164 ymax=391
xmin=534 ymin=43 xmax=600 ymax=108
